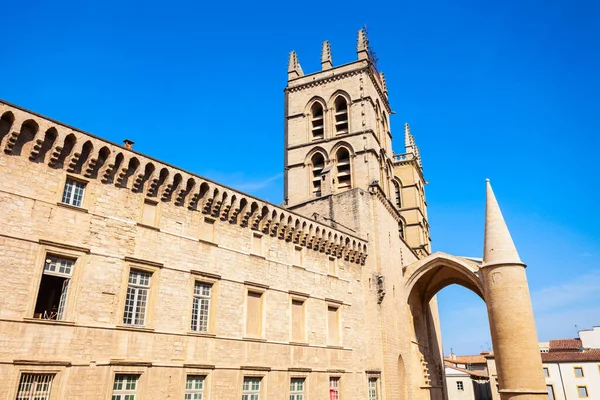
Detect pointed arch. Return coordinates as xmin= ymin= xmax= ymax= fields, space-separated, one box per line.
xmin=71 ymin=140 xmax=94 ymax=175
xmin=334 ymin=146 xmax=352 ymax=190
xmin=32 ymin=127 xmax=58 ymax=163
xmin=51 ymin=133 xmax=77 ymax=169
xmin=309 ymin=151 xmax=326 ymax=196
xmin=332 ymin=95 xmax=349 ymax=135
xmin=307 ymin=98 xmax=326 ymax=140
xmin=11 ymin=119 xmax=38 ymax=156
xmin=0 ymin=111 xmax=15 ymax=147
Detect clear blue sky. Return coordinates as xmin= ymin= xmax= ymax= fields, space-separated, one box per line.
xmin=3 ymin=0 xmax=599 ymax=355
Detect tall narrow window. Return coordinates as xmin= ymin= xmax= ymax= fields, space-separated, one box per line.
xmin=336 ymin=148 xmax=351 ymax=189
xmin=334 ymin=97 xmax=348 ymax=134
xmin=61 ymin=178 xmax=86 ymax=207
xmin=16 ymin=373 xmax=54 ymax=400
xmin=185 ymin=375 xmax=205 ymax=400
xmin=368 ymin=378 xmax=378 ymax=400
xmin=242 ymin=377 xmax=261 ymax=400
xmin=398 ymin=221 xmax=405 ymax=240
xmin=291 ymin=299 xmax=305 ymax=342
xmin=329 ymin=377 xmax=340 ymax=400
xmin=547 ymin=385 xmax=555 ymax=400
xmin=34 ymin=256 xmax=75 ymax=320
xmin=327 ymin=306 xmax=340 ymax=345
xmin=123 ymin=270 xmax=151 ymax=326
xmin=191 ymin=282 xmax=211 ymax=332
xmin=393 ymin=181 xmax=402 ymax=209
xmin=246 ymin=291 xmax=263 ymax=337
xmin=311 ymin=153 xmax=325 ymax=196
xmin=543 ymin=367 xmax=549 ymax=377
xmin=310 ymin=102 xmax=324 ymax=140
xmin=290 ymin=378 xmax=305 ymax=400
xmin=112 ymin=374 xmax=139 ymax=400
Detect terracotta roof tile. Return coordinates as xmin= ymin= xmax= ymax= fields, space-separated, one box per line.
xmin=444 ymin=355 xmax=488 ymax=364
xmin=446 ymin=366 xmax=489 ymax=379
xmin=549 ymin=339 xmax=582 ymax=351
xmin=542 ymin=349 xmax=600 ymax=363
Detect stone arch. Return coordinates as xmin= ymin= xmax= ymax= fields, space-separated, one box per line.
xmin=51 ymin=133 xmax=77 ymax=169
xmin=306 ymin=97 xmax=327 ymax=140
xmin=0 ymin=111 xmax=15 ymax=147
xmin=328 ymin=90 xmax=351 ymax=135
xmin=118 ymin=157 xmax=140 ymax=188
xmin=88 ymin=146 xmax=110 ymax=179
xmin=404 ymin=252 xmax=484 ymax=303
xmin=10 ymin=119 xmax=38 ymax=156
xmin=32 ymin=127 xmax=58 ymax=163
xmin=71 ymin=140 xmax=94 ymax=175
xmin=133 ymin=162 xmax=155 ymax=193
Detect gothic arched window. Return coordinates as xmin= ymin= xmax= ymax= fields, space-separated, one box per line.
xmin=310 ymin=102 xmax=324 ymax=140
xmin=311 ymin=152 xmax=325 ymax=196
xmin=393 ymin=180 xmax=402 ymax=209
xmin=334 ymin=96 xmax=349 ymax=135
xmin=336 ymin=147 xmax=351 ymax=189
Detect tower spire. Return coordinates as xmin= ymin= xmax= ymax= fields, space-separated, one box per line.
xmin=287 ymin=50 xmax=304 ymax=80
xmin=404 ymin=123 xmax=422 ymax=168
xmin=483 ymin=180 xmax=523 ymax=266
xmin=321 ymin=40 xmax=333 ymax=70
xmin=357 ymin=28 xmax=369 ymax=60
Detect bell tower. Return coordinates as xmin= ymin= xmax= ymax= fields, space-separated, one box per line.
xmin=283 ymin=29 xmax=430 ymax=255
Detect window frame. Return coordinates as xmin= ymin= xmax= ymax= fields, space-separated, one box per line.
xmin=546 ymin=384 xmax=556 ymax=400
xmin=333 ymin=96 xmax=349 ymax=135
xmin=309 ymin=101 xmax=325 ymax=141
xmin=190 ymin=279 xmax=214 ymax=334
xmin=334 ymin=147 xmax=352 ymax=190
xmin=14 ymin=372 xmax=55 ymax=400
xmin=577 ymin=385 xmax=589 ymax=398
xmin=289 ymin=377 xmax=305 ymax=400
xmin=111 ymin=373 xmax=141 ymax=400
xmin=60 ymin=175 xmax=88 ymax=208
xmin=574 ymin=366 xmax=584 ymax=378
xmin=368 ymin=377 xmax=379 ymax=400
xmin=326 ymin=302 xmax=342 ymax=347
xmin=118 ymin=263 xmax=160 ymax=329
xmin=241 ymin=376 xmax=262 ymax=400
xmin=456 ymin=381 xmax=464 ymax=391
xmin=329 ymin=376 xmax=341 ymax=400
xmin=543 ymin=367 xmax=550 ymax=377
xmin=185 ymin=374 xmax=206 ymax=400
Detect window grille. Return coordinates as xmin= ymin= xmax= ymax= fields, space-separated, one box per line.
xmin=16 ymin=374 xmax=54 ymax=400
xmin=123 ymin=270 xmax=151 ymax=326
xmin=191 ymin=282 xmax=211 ymax=332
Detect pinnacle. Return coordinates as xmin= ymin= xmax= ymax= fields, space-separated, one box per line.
xmin=483 ymin=180 xmax=523 ymax=267
xmin=321 ymin=40 xmax=333 ymax=70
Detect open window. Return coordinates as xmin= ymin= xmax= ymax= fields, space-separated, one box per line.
xmin=310 ymin=102 xmax=324 ymax=140
xmin=334 ymin=96 xmax=349 ymax=134
xmin=336 ymin=148 xmax=351 ymax=189
xmin=311 ymin=153 xmax=325 ymax=196
xmin=34 ymin=256 xmax=75 ymax=321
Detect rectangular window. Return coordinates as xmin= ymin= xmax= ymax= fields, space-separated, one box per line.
xmin=329 ymin=377 xmax=340 ymax=400
xmin=291 ymin=299 xmax=305 ymax=342
xmin=61 ymin=178 xmax=86 ymax=207
xmin=185 ymin=375 xmax=205 ymax=400
xmin=246 ymin=291 xmax=263 ymax=337
xmin=34 ymin=256 xmax=75 ymax=321
xmin=142 ymin=200 xmax=157 ymax=226
xmin=242 ymin=377 xmax=261 ymax=400
xmin=290 ymin=378 xmax=305 ymax=400
xmin=547 ymin=385 xmax=555 ymax=400
xmin=123 ymin=269 xmax=151 ymax=326
xmin=15 ymin=373 xmax=54 ymax=400
xmin=191 ymin=282 xmax=211 ymax=332
xmin=457 ymin=381 xmax=464 ymax=391
xmin=578 ymin=386 xmax=588 ymax=398
xmin=112 ymin=374 xmax=139 ymax=400
xmin=327 ymin=306 xmax=340 ymax=345
xmin=575 ymin=367 xmax=584 ymax=377
xmin=368 ymin=378 xmax=378 ymax=400
xmin=543 ymin=367 xmax=549 ymax=377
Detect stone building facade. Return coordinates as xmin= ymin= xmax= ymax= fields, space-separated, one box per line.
xmin=0 ymin=30 xmax=546 ymax=400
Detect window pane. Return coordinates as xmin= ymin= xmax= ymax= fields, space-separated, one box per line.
xmin=16 ymin=374 xmax=54 ymax=400
xmin=546 ymin=385 xmax=555 ymax=400
xmin=578 ymin=386 xmax=588 ymax=397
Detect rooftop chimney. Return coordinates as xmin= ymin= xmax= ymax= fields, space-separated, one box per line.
xmin=123 ymin=139 xmax=134 ymax=149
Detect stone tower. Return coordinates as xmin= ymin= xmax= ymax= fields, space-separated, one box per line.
xmin=482 ymin=180 xmax=547 ymax=400
xmin=283 ymin=29 xmax=430 ymax=256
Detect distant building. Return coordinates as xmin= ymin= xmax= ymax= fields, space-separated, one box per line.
xmin=444 ymin=353 xmax=492 ymax=400
xmin=485 ymin=326 xmax=600 ymax=400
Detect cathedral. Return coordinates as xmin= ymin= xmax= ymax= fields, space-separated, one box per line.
xmin=0 ymin=30 xmax=547 ymax=399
